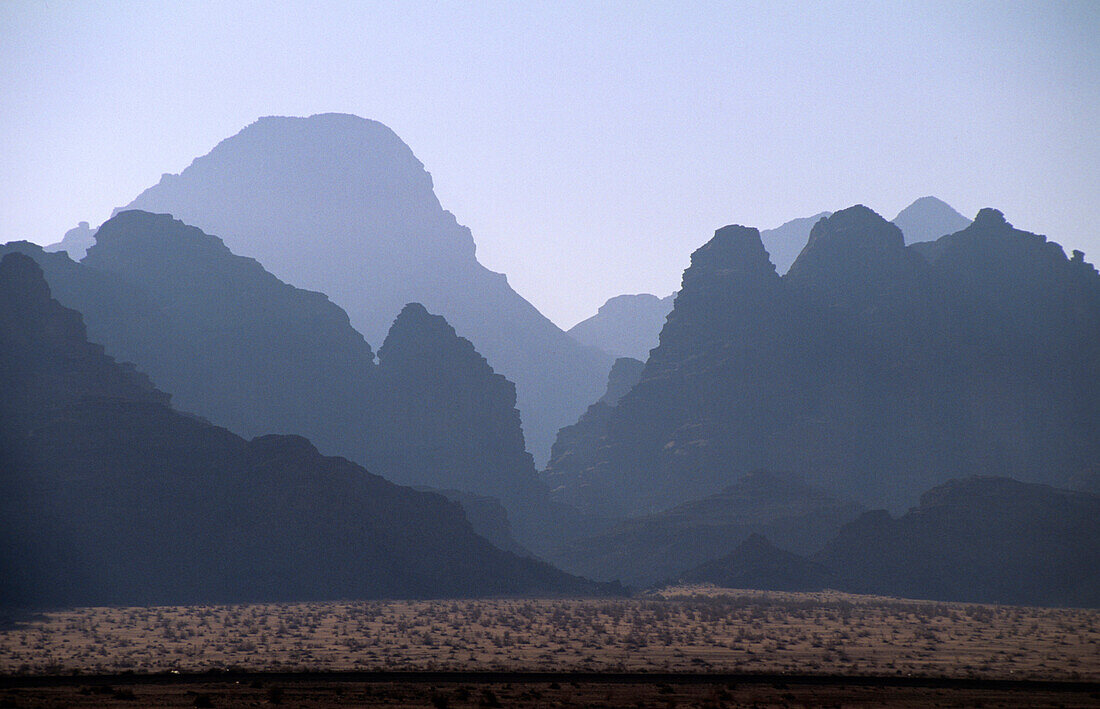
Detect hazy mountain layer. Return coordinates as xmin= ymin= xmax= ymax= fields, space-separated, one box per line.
xmin=546 ymin=206 xmax=1100 ymax=516
xmin=121 ymin=113 xmax=612 ymax=464
xmin=892 ymin=195 xmax=971 ymax=244
xmin=759 ymin=212 xmax=831 ymax=274
xmin=0 ymin=252 xmax=609 ymax=607
xmin=567 ymin=293 xmax=674 ymax=360
xmin=683 ymin=477 xmax=1100 ymax=607
xmin=1 ymin=212 xmax=548 ymax=538
xmin=44 ymin=221 xmax=96 ymax=260
xmin=547 ymin=472 xmax=864 ymax=588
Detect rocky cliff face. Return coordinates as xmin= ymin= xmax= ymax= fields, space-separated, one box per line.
xmin=0 ymin=253 xmax=611 ymax=607
xmin=546 ymin=206 xmax=1100 ymax=516
xmin=121 ymin=113 xmax=612 ymax=464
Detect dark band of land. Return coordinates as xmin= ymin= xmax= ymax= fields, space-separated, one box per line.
xmin=4 ymin=670 xmax=1098 ymax=693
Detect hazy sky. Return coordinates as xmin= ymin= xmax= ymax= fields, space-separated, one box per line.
xmin=3 ymin=1 xmax=1098 ymax=328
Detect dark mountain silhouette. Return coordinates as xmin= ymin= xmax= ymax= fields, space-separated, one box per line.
xmin=548 ymin=471 xmax=863 ymax=588
xmin=44 ymin=221 xmax=96 ymax=260
xmin=567 ymin=293 xmax=674 ymax=360
xmin=679 ymin=534 xmax=835 ymax=592
xmin=682 ymin=477 xmax=1100 ymax=607
xmin=759 ymin=211 xmax=831 ymax=274
xmin=421 ymin=488 xmax=534 ymax=558
xmin=0 ymin=252 xmax=613 ymax=607
xmin=892 ymin=196 xmax=970 ymax=244
xmin=544 ymin=357 xmax=644 ymax=498
xmin=370 ymin=302 xmax=548 ymax=507
xmin=1 ymin=213 xmax=556 ymax=549
xmin=545 ymin=206 xmax=1100 ymax=517
xmin=120 ymin=113 xmax=612 ymax=464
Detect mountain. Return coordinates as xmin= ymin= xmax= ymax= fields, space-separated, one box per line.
xmin=44 ymin=221 xmax=96 ymax=260
xmin=369 ymin=302 xmax=548 ymax=507
xmin=548 ymin=471 xmax=863 ymax=588
xmin=1 ymin=213 xmax=551 ymax=546
xmin=0 ymin=252 xmax=612 ymax=607
xmin=891 ymin=196 xmax=971 ymax=244
xmin=678 ymin=534 xmax=835 ymax=592
xmin=819 ymin=477 xmax=1100 ymax=606
xmin=545 ymin=206 xmax=1100 ymax=517
xmin=544 ymin=357 xmax=645 ymax=496
xmin=683 ymin=477 xmax=1100 ymax=607
xmin=567 ymin=293 xmax=674 ymax=360
xmin=120 ymin=113 xmax=612 ymax=464
xmin=759 ymin=211 xmax=831 ymax=274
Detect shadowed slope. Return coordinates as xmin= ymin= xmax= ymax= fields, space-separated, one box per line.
xmin=0 ymin=253 xmax=613 ymax=607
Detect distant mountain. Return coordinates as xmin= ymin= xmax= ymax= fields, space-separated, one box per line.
xmin=759 ymin=212 xmax=831 ymax=274
xmin=546 ymin=206 xmax=1100 ymax=516
xmin=892 ymin=196 xmax=970 ymax=244
xmin=548 ymin=471 xmax=863 ymax=588
xmin=0 ymin=252 xmax=610 ymax=607
xmin=679 ymin=533 xmax=834 ymax=593
xmin=683 ymin=477 xmax=1100 ymax=607
xmin=44 ymin=221 xmax=96 ymax=260
xmin=120 ymin=113 xmax=612 ymax=464
xmin=1 ymin=213 xmax=549 ymax=547
xmin=567 ymin=293 xmax=674 ymax=360
xmin=819 ymin=477 xmax=1100 ymax=606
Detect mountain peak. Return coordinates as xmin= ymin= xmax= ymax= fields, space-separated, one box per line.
xmin=803 ymin=204 xmax=903 ymax=252
xmin=972 ymin=207 xmax=1009 ymax=229
xmin=687 ymin=224 xmax=777 ymax=283
xmin=892 ymin=196 xmax=971 ymax=244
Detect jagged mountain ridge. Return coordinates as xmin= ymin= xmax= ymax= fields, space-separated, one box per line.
xmin=545 ymin=206 xmax=1100 ymax=517
xmin=1 ymin=212 xmax=549 ymax=544
xmin=0 ymin=252 xmax=610 ymax=607
xmin=120 ymin=113 xmax=612 ymax=464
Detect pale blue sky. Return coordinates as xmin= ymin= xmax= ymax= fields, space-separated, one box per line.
xmin=2 ymin=1 xmax=1098 ymax=328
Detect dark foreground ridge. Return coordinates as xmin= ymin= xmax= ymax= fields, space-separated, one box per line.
xmin=3 ymin=670 xmax=1098 ymax=693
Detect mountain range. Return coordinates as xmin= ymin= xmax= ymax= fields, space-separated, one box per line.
xmin=2 ymin=211 xmax=553 ymax=550
xmin=546 ymin=206 xmax=1100 ymax=517
xmin=682 ymin=477 xmax=1100 ymax=607
xmin=564 ymin=197 xmax=971 ymax=361
xmin=0 ymin=252 xmax=610 ymax=607
xmin=116 ymin=113 xmax=612 ymax=465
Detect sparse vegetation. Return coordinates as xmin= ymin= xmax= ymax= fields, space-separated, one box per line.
xmin=2 ymin=587 xmax=1097 ymax=682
